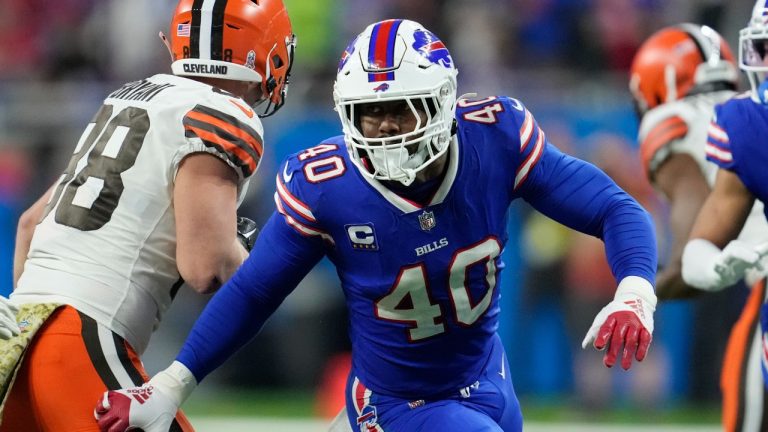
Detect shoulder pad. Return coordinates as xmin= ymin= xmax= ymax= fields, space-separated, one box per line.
xmin=638 ymin=102 xmax=693 ymax=176
xmin=273 ymin=137 xmax=346 ymax=244
xmin=455 ymin=95 xmax=526 ymax=125
xmin=455 ymin=95 xmax=546 ymax=190
xmin=181 ymin=98 xmax=265 ymax=178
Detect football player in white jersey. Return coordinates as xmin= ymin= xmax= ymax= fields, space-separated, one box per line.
xmin=631 ymin=24 xmax=768 ymax=431
xmin=0 ymin=0 xmax=294 ymax=430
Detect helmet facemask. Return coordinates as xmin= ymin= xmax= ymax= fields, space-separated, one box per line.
xmin=740 ymin=5 xmax=768 ymax=102
xmin=256 ymin=33 xmax=297 ymax=117
xmin=338 ymin=83 xmax=454 ymax=186
xmin=334 ymin=20 xmax=458 ymax=186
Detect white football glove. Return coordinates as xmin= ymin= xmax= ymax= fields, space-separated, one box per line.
xmin=94 ymin=361 xmax=196 ymax=432
xmin=682 ymin=239 xmax=767 ymax=292
xmin=582 ymin=276 xmax=656 ymax=370
xmin=0 ymin=296 xmax=20 ymax=340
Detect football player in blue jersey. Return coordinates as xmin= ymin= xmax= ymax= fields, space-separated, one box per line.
xmin=681 ymin=2 xmax=768 ymax=430
xmin=94 ymin=19 xmax=658 ymax=432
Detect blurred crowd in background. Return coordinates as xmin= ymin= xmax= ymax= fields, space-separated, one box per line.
xmin=0 ymin=0 xmax=758 ymax=420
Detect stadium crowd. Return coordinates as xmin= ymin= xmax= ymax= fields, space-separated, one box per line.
xmin=0 ymin=0 xmax=757 ymax=423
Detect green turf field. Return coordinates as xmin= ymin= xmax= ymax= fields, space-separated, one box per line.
xmin=182 ymin=389 xmax=722 ymax=431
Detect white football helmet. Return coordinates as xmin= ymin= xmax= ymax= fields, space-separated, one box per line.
xmin=740 ymin=1 xmax=768 ymax=102
xmin=333 ymin=19 xmax=458 ymax=186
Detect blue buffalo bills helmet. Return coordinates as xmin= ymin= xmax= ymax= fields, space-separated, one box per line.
xmin=333 ymin=19 xmax=459 ymax=185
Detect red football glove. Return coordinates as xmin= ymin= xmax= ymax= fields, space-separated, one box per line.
xmin=581 ymin=276 xmax=656 ymax=370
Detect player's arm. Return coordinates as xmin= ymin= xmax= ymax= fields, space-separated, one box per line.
xmin=13 ymin=184 xmax=54 ymax=289
xmin=681 ymin=168 xmax=756 ymax=291
xmin=653 ymin=153 xmax=711 ymax=299
xmin=520 ymin=144 xmax=658 ymax=285
xmin=174 ymin=153 xmax=248 ymax=294
xmin=95 ymin=212 xmax=325 ymax=431
xmin=519 ymin=144 xmax=657 ymax=370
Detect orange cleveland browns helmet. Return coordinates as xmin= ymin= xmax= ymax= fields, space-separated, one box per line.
xmin=629 ymin=24 xmax=738 ymax=115
xmin=168 ymin=0 xmax=296 ymax=117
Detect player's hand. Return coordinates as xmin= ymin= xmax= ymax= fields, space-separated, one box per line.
xmin=0 ymin=296 xmax=20 ymax=340
xmin=236 ymin=216 xmax=259 ymax=251
xmin=94 ymin=383 xmax=177 ymax=432
xmin=582 ymin=276 xmax=656 ymax=370
xmin=94 ymin=361 xmax=196 ymax=432
xmin=711 ymin=240 xmax=767 ymax=290
xmin=683 ymin=239 xmax=765 ymax=292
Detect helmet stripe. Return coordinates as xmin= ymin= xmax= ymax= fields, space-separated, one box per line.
xmin=210 ymin=0 xmax=228 ymax=60
xmin=367 ymin=19 xmax=402 ymax=82
xmin=197 ymin=0 xmax=220 ymax=60
xmin=677 ymin=24 xmax=708 ymax=64
xmin=189 ymin=0 xmax=205 ymax=59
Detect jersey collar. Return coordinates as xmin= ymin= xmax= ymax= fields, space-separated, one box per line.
xmin=357 ymin=136 xmax=459 ymax=213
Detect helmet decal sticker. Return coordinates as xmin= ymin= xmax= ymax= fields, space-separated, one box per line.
xmin=245 ymin=50 xmax=256 ymax=69
xmin=177 ymin=23 xmax=191 ymax=37
xmin=412 ymin=29 xmax=453 ymax=69
xmin=339 ymin=35 xmax=359 ymax=72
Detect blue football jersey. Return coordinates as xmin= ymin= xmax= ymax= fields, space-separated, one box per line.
xmin=275 ymin=97 xmax=542 ymax=397
xmin=707 ymin=94 xmax=768 ymax=211
xmin=176 ymin=95 xmax=656 ymax=398
xmin=270 ymin=96 xmax=648 ymax=397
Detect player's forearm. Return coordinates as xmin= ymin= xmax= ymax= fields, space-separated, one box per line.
xmin=176 ymin=214 xmax=323 ymax=381
xmin=655 ymin=211 xmax=703 ymax=299
xmin=13 ymin=217 xmax=35 ymax=288
xmin=178 ymin=242 xmax=245 ymax=294
xmin=655 ymin=265 xmax=700 ymax=299
xmin=215 ymin=240 xmax=249 ymax=284
xmin=13 ymin=187 xmax=53 ymax=288
xmin=599 ymin=198 xmax=658 ymax=283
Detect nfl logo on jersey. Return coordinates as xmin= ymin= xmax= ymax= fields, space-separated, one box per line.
xmin=418 ymin=211 xmax=436 ymax=231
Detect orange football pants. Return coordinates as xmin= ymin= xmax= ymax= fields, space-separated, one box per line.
xmin=721 ymin=280 xmax=768 ymax=432
xmin=1 ymin=306 xmax=194 ymax=432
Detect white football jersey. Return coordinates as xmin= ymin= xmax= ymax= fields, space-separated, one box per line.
xmin=13 ymin=74 xmax=264 ymax=354
xmin=639 ymin=90 xmax=768 ymax=272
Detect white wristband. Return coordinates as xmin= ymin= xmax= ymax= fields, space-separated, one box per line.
xmin=615 ymin=275 xmax=656 ymax=305
xmin=681 ymin=238 xmax=724 ymax=291
xmin=149 ymin=361 xmax=198 ymax=407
